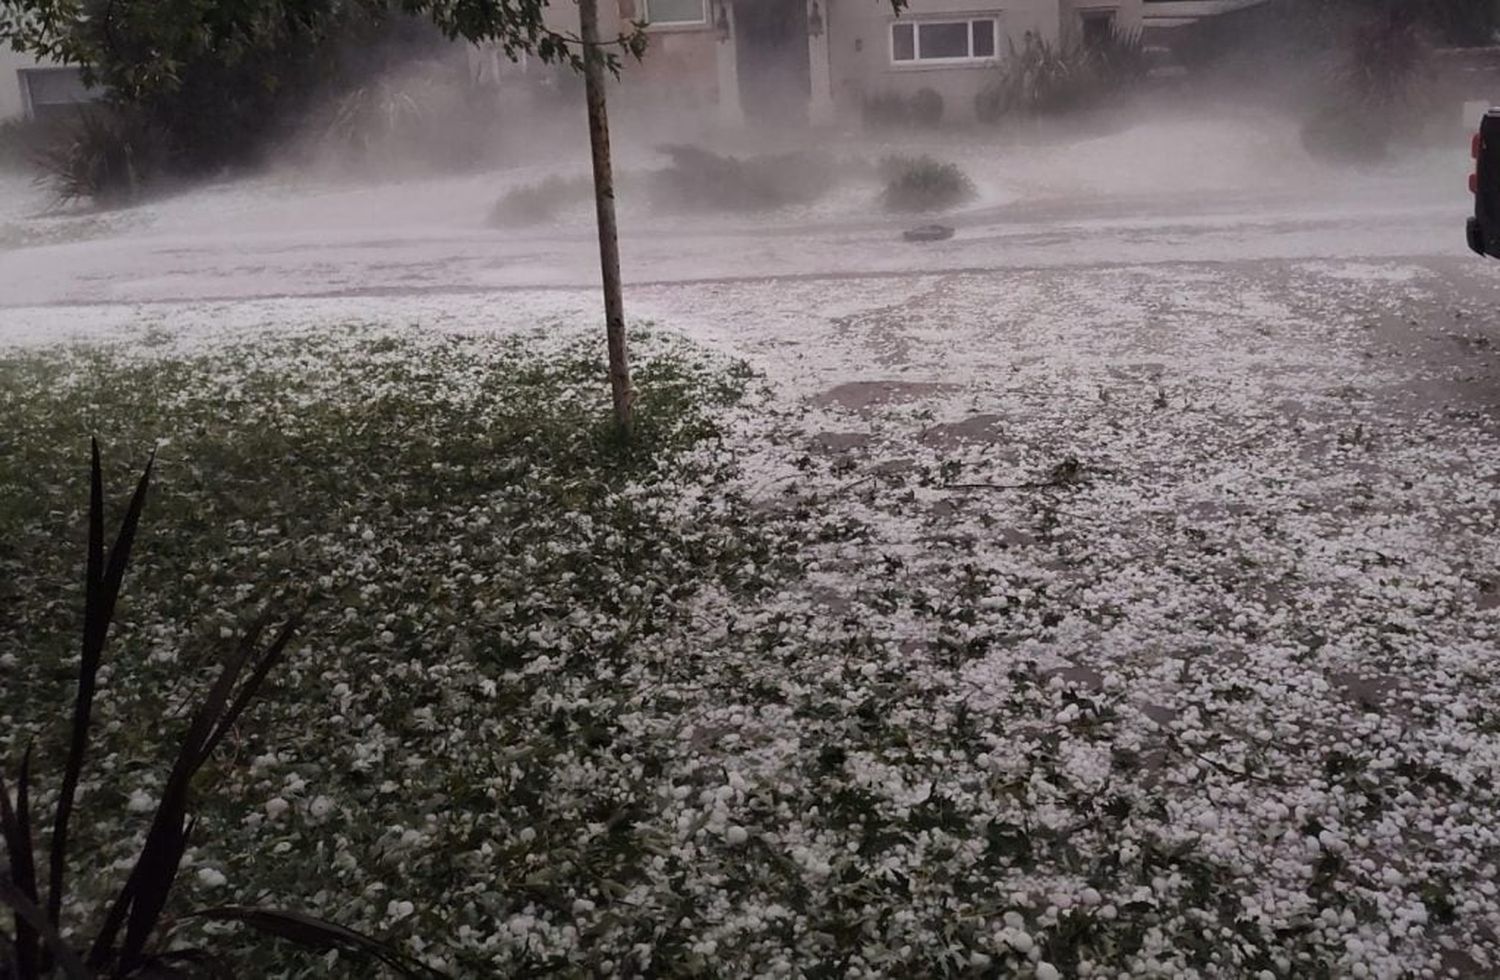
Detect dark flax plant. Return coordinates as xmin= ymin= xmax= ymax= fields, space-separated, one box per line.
xmin=0 ymin=441 xmax=435 ymax=979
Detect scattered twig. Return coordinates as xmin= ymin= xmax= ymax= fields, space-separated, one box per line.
xmin=946 ymin=479 xmax=1063 ymax=492
xmin=838 ymin=474 xmax=877 ymax=494
xmin=1167 ymin=736 xmax=1285 ymax=787
xmin=945 ymin=456 xmax=1098 ymax=493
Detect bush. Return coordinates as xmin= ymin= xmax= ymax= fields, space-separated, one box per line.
xmin=307 ymin=57 xmax=509 ymax=175
xmin=862 ymin=91 xmax=910 ymax=129
xmin=978 ymin=36 xmax=1086 ymax=119
xmin=1300 ymin=7 xmax=1429 ymax=161
xmin=977 ymin=29 xmax=1146 ymax=122
xmin=36 ymin=108 xmax=167 ymax=206
xmin=880 ymin=155 xmax=976 ymax=212
xmin=648 ymin=145 xmax=839 ymax=212
xmin=909 ymin=87 xmax=945 ymax=127
xmin=489 ymin=174 xmax=593 ymax=226
xmin=1335 ymin=9 xmax=1425 ymax=109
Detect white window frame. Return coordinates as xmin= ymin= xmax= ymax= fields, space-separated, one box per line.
xmin=17 ymin=67 xmax=95 ymax=120
xmin=890 ymin=16 xmax=999 ymax=66
xmin=642 ymin=0 xmax=708 ymax=29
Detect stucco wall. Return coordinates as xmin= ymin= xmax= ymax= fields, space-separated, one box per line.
xmin=628 ymin=24 xmax=722 ymax=112
xmin=540 ymin=0 xmax=722 ymax=115
xmin=828 ymin=0 xmax=1056 ymax=122
xmin=539 ymin=0 xmax=1147 ymax=126
xmin=829 ymin=0 xmax=1143 ymax=122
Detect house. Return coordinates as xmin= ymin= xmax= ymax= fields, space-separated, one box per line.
xmin=560 ymin=0 xmax=1145 ymax=125
xmin=1 ymin=48 xmax=95 ymax=122
xmin=2 ymin=0 xmax=1147 ymax=129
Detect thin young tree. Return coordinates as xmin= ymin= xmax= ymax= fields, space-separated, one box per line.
xmin=578 ymin=0 xmax=635 ymax=438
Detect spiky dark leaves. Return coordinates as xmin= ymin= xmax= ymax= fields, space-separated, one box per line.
xmin=192 ymin=907 xmax=441 ymax=979
xmin=48 ymin=442 xmax=152 ymax=931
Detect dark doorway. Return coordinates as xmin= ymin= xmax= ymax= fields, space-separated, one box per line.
xmin=733 ymin=0 xmax=811 ymax=124
xmin=1081 ymin=10 xmax=1117 ymax=49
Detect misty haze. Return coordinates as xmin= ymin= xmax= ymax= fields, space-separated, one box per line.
xmin=1 ymin=0 xmax=1499 ymax=977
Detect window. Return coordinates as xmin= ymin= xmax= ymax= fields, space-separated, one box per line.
xmin=891 ymin=18 xmax=998 ymax=64
xmin=18 ymin=68 xmax=96 ymax=121
xmin=642 ymin=0 xmax=706 ymax=26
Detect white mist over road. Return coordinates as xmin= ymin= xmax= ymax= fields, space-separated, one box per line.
xmin=0 ymin=109 xmax=1472 ymax=310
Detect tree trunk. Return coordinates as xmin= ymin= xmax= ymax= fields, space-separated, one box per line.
xmin=579 ymin=0 xmax=635 ymax=439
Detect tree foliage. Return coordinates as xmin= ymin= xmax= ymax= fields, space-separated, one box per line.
xmin=0 ymin=0 xmax=644 ymax=95
xmin=0 ymin=0 xmax=646 ymax=180
xmin=1283 ymin=0 xmax=1500 ymax=47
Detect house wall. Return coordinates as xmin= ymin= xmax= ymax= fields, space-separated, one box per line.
xmin=0 ymin=48 xmax=44 ymax=120
xmin=538 ymin=0 xmax=1147 ymax=127
xmin=1 ymin=49 xmax=98 ymax=122
xmin=550 ymin=0 xmax=723 ymax=116
xmin=626 ymin=24 xmax=722 ymax=114
xmin=829 ymin=0 xmax=1142 ymax=123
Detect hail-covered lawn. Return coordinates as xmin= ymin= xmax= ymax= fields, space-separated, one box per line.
xmin=1 ymin=254 xmax=1498 ymax=979
xmin=0 ymin=328 xmax=799 ymax=976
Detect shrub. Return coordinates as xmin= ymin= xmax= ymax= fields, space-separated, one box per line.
xmin=862 ymin=91 xmax=910 ymax=129
xmin=36 ymin=108 xmax=167 ymax=206
xmin=1300 ymin=7 xmax=1429 ymax=161
xmin=909 ymin=87 xmax=945 ymax=127
xmin=320 ymin=80 xmax=434 ymax=164
xmin=880 ymin=155 xmax=976 ymax=212
xmin=976 ymin=29 xmax=1146 ymax=122
xmin=489 ymin=174 xmax=593 ymax=226
xmin=978 ymin=36 xmax=1085 ymax=119
xmin=307 ymin=57 xmax=508 ymax=175
xmin=648 ymin=145 xmax=839 ymax=212
xmin=1335 ymin=8 xmax=1425 ymax=109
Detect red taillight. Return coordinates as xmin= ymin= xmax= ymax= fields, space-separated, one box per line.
xmin=1472 ymin=172 xmax=1480 ymax=195
xmin=1474 ymin=132 xmax=1484 ymax=159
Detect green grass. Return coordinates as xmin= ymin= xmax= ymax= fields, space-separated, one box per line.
xmin=0 ymin=327 xmax=794 ymax=975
